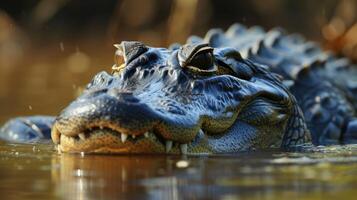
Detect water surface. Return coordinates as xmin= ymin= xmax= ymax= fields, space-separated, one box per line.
xmin=0 ymin=142 xmax=356 ymax=200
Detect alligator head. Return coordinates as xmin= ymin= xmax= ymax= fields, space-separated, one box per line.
xmin=51 ymin=41 xmax=309 ymax=154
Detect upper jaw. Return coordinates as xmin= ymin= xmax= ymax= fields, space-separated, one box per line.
xmin=51 ymin=91 xmax=207 ymax=153
xmin=51 ymin=120 xmax=209 ymax=154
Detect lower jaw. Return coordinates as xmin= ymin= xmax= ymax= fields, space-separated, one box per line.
xmin=57 ymin=129 xmax=212 ymax=154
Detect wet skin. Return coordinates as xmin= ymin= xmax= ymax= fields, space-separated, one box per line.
xmin=185 ymin=24 xmax=357 ymax=145
xmin=0 ymin=40 xmax=310 ymax=154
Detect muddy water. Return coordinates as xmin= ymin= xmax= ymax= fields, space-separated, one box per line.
xmin=0 ymin=142 xmax=356 ymax=200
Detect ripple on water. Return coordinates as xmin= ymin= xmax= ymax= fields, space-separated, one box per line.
xmin=0 ymin=143 xmax=356 ymax=200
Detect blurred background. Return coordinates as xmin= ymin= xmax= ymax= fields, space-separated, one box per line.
xmin=0 ymin=0 xmax=356 ymax=123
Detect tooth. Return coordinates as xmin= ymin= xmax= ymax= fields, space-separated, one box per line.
xmin=51 ymin=125 xmax=61 ymax=144
xmin=132 ymin=135 xmax=136 ymax=139
xmin=78 ymin=133 xmax=86 ymax=140
xmin=114 ymin=44 xmax=121 ymax=49
xmin=57 ymin=145 xmax=62 ymax=154
xmin=121 ymin=133 xmax=128 ymax=143
xmin=144 ymin=132 xmax=149 ymax=138
xmin=99 ymin=126 xmax=103 ymax=130
xmin=166 ymin=140 xmax=173 ymax=153
xmin=198 ymin=129 xmax=204 ymax=135
xmin=180 ymin=144 xmax=188 ymax=155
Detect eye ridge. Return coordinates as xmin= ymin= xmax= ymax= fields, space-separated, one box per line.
xmin=184 ymin=45 xmax=218 ymax=75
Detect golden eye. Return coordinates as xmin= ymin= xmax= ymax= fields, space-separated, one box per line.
xmin=112 ymin=44 xmax=126 ymax=75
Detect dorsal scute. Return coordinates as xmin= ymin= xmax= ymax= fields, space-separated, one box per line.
xmin=182 ymin=24 xmax=353 ymax=89
xmin=203 ymin=28 xmax=226 ymax=47
xmin=264 ymin=29 xmax=285 ymax=48
xmin=225 ymin=23 xmax=247 ymax=37
xmin=186 ymin=35 xmax=204 ymax=45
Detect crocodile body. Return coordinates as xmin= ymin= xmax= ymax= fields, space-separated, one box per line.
xmin=181 ymin=24 xmax=357 ymax=145
xmin=1 ymin=23 xmax=356 ymax=154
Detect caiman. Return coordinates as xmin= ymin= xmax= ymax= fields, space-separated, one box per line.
xmin=1 ymin=23 xmax=356 ymax=154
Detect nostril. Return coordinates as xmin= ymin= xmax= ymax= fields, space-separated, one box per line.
xmin=343 ymin=119 xmax=357 ymax=144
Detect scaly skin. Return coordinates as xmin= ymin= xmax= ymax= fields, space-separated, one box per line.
xmin=186 ymin=23 xmax=357 ymax=145
xmin=50 ymin=42 xmax=310 ymax=153
xmin=0 ymin=40 xmax=310 ymax=154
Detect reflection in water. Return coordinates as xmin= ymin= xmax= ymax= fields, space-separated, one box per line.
xmin=53 ymin=154 xmax=219 ymax=200
xmin=52 ymin=154 xmax=184 ymax=200
xmin=0 ymin=143 xmax=357 ymax=200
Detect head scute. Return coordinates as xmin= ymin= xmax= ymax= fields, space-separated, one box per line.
xmin=114 ymin=41 xmax=148 ymax=64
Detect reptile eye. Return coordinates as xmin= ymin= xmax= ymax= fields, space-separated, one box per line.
xmin=188 ymin=51 xmax=214 ymax=71
xmin=179 ymin=43 xmax=217 ymax=75
xmin=111 ymin=44 xmax=126 ymax=75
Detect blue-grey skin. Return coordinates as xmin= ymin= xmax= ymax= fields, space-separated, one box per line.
xmin=0 ymin=116 xmax=54 ymax=143
xmin=184 ymin=23 xmax=357 ymax=145
xmin=0 ymin=40 xmax=310 ymax=154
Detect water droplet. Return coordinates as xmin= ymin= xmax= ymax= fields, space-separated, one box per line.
xmin=176 ymin=160 xmax=189 ymax=168
xmin=59 ymin=42 xmax=64 ymax=52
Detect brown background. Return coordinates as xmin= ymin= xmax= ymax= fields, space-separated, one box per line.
xmin=0 ymin=0 xmax=356 ymax=123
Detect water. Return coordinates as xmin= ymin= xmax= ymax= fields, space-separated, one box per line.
xmin=0 ymin=142 xmax=356 ymax=200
